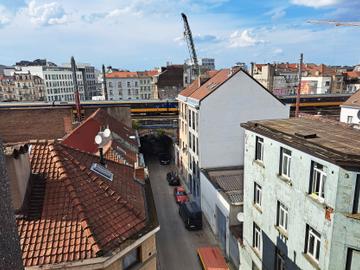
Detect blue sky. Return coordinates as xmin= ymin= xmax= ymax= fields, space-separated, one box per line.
xmin=0 ymin=0 xmax=360 ymax=70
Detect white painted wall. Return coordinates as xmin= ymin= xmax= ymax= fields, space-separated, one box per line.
xmin=198 ymin=70 xmax=289 ymax=169
xmin=200 ymin=171 xmax=231 ymax=255
xmin=302 ymin=76 xmax=332 ymax=94
xmin=340 ymin=106 xmax=360 ymax=124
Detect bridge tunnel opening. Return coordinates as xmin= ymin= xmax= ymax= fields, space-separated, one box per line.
xmin=139 ymin=132 xmax=174 ymax=164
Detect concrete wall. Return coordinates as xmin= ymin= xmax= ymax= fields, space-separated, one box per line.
xmin=340 ymin=106 xmax=360 ymax=124
xmin=6 ymin=150 xmax=31 ymax=210
xmin=199 ymin=70 xmax=289 ymax=169
xmin=240 ymin=129 xmax=360 ymax=270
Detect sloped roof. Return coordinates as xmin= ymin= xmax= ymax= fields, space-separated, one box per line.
xmin=16 ymin=140 xmax=147 ymax=267
xmin=179 ymin=69 xmax=235 ymax=101
xmin=62 ymin=109 xmax=138 ymax=165
xmin=203 ymin=167 xmax=243 ymax=205
xmin=179 ymin=68 xmax=284 ymax=105
xmin=343 ymin=90 xmax=360 ymax=108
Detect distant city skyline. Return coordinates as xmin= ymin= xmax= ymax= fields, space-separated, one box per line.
xmin=0 ymin=0 xmax=360 ymax=70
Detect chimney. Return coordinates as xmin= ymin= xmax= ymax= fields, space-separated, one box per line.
xmin=5 ymin=144 xmax=31 ymax=211
xmin=320 ymin=64 xmax=325 ymax=75
xmin=250 ymin=62 xmax=254 ymax=76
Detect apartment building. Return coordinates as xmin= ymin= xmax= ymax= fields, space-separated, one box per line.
xmin=105 ymin=70 xmax=159 ymax=100
xmin=176 ymin=68 xmax=289 ymax=204
xmin=251 ymin=63 xmax=346 ymax=96
xmin=240 ymin=116 xmax=360 ymax=270
xmin=18 ymin=65 xmax=85 ymax=102
xmin=0 ymin=72 xmax=45 ymax=101
xmin=63 ymin=63 xmax=98 ymax=99
xmin=340 ymin=90 xmax=360 ymax=125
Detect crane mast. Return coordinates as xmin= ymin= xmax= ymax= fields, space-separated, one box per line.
xmin=181 ymin=13 xmax=199 ymax=77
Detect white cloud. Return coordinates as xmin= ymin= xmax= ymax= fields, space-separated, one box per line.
xmin=0 ymin=5 xmax=12 ymax=25
xmin=266 ymin=7 xmax=286 ymax=20
xmin=228 ymin=30 xmax=264 ymax=48
xmin=291 ymin=0 xmax=341 ymax=8
xmin=27 ymin=0 xmax=68 ymax=26
xmin=273 ymin=48 xmax=283 ymax=54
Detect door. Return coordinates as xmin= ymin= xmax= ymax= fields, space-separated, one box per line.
xmin=216 ymin=206 xmax=227 ymax=252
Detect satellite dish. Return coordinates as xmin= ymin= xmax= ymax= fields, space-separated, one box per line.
xmin=95 ymin=135 xmax=103 ymax=145
xmin=357 ymin=110 xmax=360 ymax=120
xmin=103 ymin=128 xmax=111 ymax=138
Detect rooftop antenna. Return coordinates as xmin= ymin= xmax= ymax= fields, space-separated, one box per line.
xmin=295 ymin=53 xmax=303 ymax=117
xmin=71 ymin=56 xmax=82 ymax=122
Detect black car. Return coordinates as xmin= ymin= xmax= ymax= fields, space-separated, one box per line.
xmin=166 ymin=171 xmax=180 ymax=186
xmin=179 ymin=201 xmax=202 ymax=230
xmin=159 ymin=152 xmax=171 ymax=165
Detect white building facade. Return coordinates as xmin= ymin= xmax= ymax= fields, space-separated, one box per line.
xmin=240 ymin=117 xmax=360 ymax=270
xmin=105 ymin=71 xmax=159 ymax=100
xmin=176 ymin=68 xmax=289 ymax=204
xmin=340 ymin=91 xmax=360 ymax=125
xmin=17 ymin=66 xmax=85 ymax=102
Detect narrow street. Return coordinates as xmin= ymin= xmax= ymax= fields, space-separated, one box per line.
xmin=147 ymin=157 xmax=217 ymax=270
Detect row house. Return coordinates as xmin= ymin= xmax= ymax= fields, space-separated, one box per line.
xmin=343 ymin=71 xmax=360 ymax=94
xmin=106 ymin=70 xmax=159 ymax=100
xmin=176 ymin=67 xmax=288 ymax=266
xmin=19 ymin=65 xmax=86 ymax=102
xmin=240 ymin=116 xmax=360 ymax=270
xmin=251 ymin=63 xmax=347 ymax=96
xmin=0 ymin=72 xmax=45 ymax=101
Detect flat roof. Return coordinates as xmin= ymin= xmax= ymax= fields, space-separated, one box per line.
xmin=241 ymin=115 xmax=360 ymax=170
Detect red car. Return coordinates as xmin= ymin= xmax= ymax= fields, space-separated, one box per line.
xmin=174 ymin=186 xmax=189 ymax=204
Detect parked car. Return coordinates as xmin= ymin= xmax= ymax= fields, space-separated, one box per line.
xmin=197 ymin=247 xmax=229 ymax=270
xmin=167 ymin=171 xmax=180 ymax=186
xmin=159 ymin=152 xmax=171 ymax=165
xmin=174 ymin=186 xmax=189 ymax=204
xmin=179 ymin=201 xmax=202 ymax=230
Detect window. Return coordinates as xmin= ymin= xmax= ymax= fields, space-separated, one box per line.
xmin=122 ymin=247 xmax=140 ymax=269
xmin=192 ymin=111 xmax=195 ymax=129
xmin=255 ymin=137 xmax=264 ymax=161
xmin=309 ymin=162 xmax=326 ymax=200
xmin=253 ymin=223 xmax=261 ymax=253
xmin=118 ymin=81 xmax=122 ymax=88
xmin=277 ymin=201 xmax=288 ymax=232
xmin=347 ymin=116 xmax=353 ymax=124
xmin=254 ymin=183 xmax=262 ymax=207
xmin=127 ymin=81 xmax=131 ymax=87
xmin=280 ymin=148 xmax=291 ymax=178
xmin=276 ymin=250 xmax=285 ymax=270
xmin=305 ymin=225 xmax=321 ymax=262
xmin=188 ymin=110 xmax=192 ymax=127
xmin=352 ymin=175 xmax=360 ymax=214
xmin=108 ymin=82 xmax=113 ymax=87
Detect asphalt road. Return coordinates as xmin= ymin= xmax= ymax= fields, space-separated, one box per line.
xmin=147 ymin=157 xmax=218 ymax=270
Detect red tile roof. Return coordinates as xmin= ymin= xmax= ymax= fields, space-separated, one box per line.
xmin=17 ymin=140 xmax=147 ymax=267
xmin=179 ymin=69 xmax=237 ymax=101
xmin=345 ymin=71 xmax=360 ymax=78
xmin=343 ymin=90 xmax=360 ymax=108
xmin=62 ymin=109 xmax=138 ymax=165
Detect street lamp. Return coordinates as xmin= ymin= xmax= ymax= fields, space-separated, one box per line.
xmin=95 ymin=127 xmax=111 ymax=166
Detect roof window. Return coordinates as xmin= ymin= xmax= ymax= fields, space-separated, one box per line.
xmin=90 ymin=163 xmax=113 ymax=181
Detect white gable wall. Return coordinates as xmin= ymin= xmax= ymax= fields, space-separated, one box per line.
xmin=199 ymin=70 xmax=289 ymax=168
